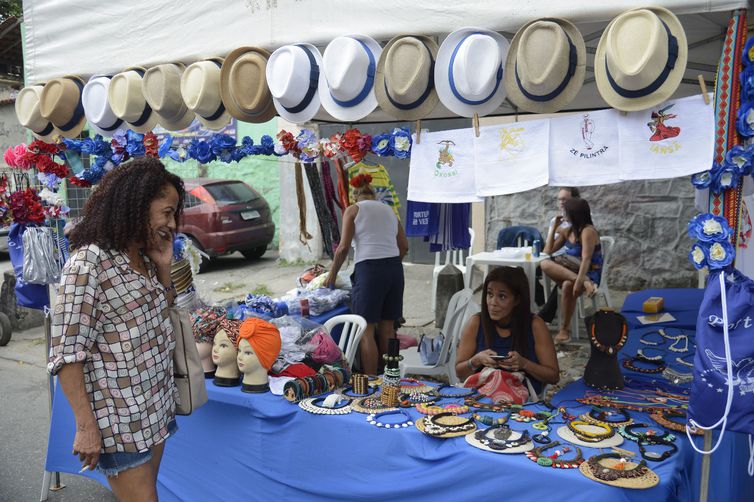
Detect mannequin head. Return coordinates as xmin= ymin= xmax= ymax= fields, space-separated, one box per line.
xmin=237 ymin=338 xmax=269 ymax=391
xmin=236 ymin=318 xmax=282 ymax=392
xmin=191 ymin=306 xmax=227 ymax=377
xmin=212 ymin=319 xmax=242 ymax=386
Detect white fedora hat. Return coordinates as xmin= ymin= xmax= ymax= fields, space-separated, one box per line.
xmin=180 ymin=58 xmax=231 ymax=131
xmin=318 ymin=35 xmax=382 ymax=122
xmin=375 ymin=35 xmax=439 ymax=121
xmin=39 ymin=76 xmax=87 ymax=139
xmin=435 ymin=27 xmax=510 ymax=118
xmin=505 ymin=18 xmax=586 ymax=114
xmin=143 ymin=63 xmax=196 ymax=131
xmin=595 ymin=6 xmax=687 ymax=112
xmin=15 ymin=84 xmax=58 ymax=141
xmin=82 ymin=75 xmax=125 ymax=137
xmin=266 ymin=43 xmax=323 ymax=124
xmin=108 ymin=67 xmax=159 ymax=133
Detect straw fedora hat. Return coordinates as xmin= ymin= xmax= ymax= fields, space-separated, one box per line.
xmin=318 ymin=35 xmax=382 ymax=122
xmin=143 ymin=63 xmax=196 ymax=131
xmin=108 ymin=68 xmax=159 ymax=133
xmin=15 ymin=85 xmax=58 ymax=141
xmin=266 ymin=43 xmax=323 ymax=124
xmin=180 ymin=58 xmax=231 ymax=130
xmin=375 ymin=35 xmax=439 ymax=120
xmin=435 ymin=27 xmax=510 ymax=118
xmin=82 ymin=76 xmax=125 ymax=137
xmin=39 ymin=76 xmax=87 ymax=139
xmin=505 ymin=18 xmax=586 ymax=114
xmin=220 ymin=47 xmax=276 ymax=124
xmin=595 ymin=6 xmax=687 ymax=112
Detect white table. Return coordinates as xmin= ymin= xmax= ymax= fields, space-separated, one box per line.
xmin=464 ymin=251 xmax=550 ymax=312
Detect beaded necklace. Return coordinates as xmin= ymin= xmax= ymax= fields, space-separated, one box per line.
xmin=636 ymin=347 xmax=664 ymax=361
xmin=650 ymin=409 xmax=701 ymax=435
xmin=567 ymin=420 xmax=615 ymax=443
xmin=590 ymin=321 xmax=627 ymax=355
xmin=622 ymin=356 xmax=666 ymax=374
xmin=587 ymin=453 xmax=648 ymax=481
xmin=618 ymin=423 xmax=676 ymax=443
xmin=637 ymin=435 xmax=678 ymax=461
xmin=639 ymin=331 xmax=666 ymax=346
xmin=367 ymin=409 xmax=414 ymax=429
xmin=474 ymin=427 xmax=531 ymax=450
xmin=465 ymin=396 xmax=508 ymax=412
xmin=525 ymin=441 xmax=583 ymax=468
xmin=416 ymin=403 xmax=469 ymax=416
xmin=473 ymin=411 xmax=509 ymax=426
xmin=667 ymin=335 xmax=689 ymax=353
xmin=675 ymin=353 xmax=694 ymax=368
xmin=299 ymin=396 xmax=352 ymax=415
xmin=351 ymin=395 xmax=398 ymax=414
xmin=437 ymin=385 xmax=476 ymax=398
xmin=399 ymin=378 xmax=435 ymax=394
xmin=423 ymin=413 xmax=476 ymax=436
xmin=662 ymin=367 xmax=693 ymax=385
xmin=584 ymin=407 xmax=633 ymax=427
xmin=399 ymin=391 xmax=439 ymax=407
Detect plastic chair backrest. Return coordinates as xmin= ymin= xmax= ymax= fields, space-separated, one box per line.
xmin=496 ymin=226 xmax=543 ymax=249
xmin=323 ymin=314 xmax=367 ymax=368
xmin=436 ymin=289 xmax=473 ymax=365
xmin=599 ymin=236 xmax=615 ymax=288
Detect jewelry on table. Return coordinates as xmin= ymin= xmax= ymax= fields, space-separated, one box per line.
xmin=650 ymin=409 xmax=701 ymax=435
xmin=298 ymin=396 xmax=352 ymax=415
xmin=416 ymin=403 xmax=469 ymax=416
xmin=423 ymin=412 xmax=476 ymax=437
xmin=367 ymin=409 xmax=414 ymax=429
xmin=510 ymin=408 xmax=555 ymax=423
xmin=464 ymin=396 xmax=508 ymax=412
xmin=436 ymin=385 xmax=476 ymax=398
xmin=472 ymin=411 xmax=509 ymax=426
xmin=474 ymin=427 xmax=531 ymax=450
xmin=587 ymin=453 xmax=648 ymax=481
xmin=399 ymin=377 xmax=436 ymax=395
xmin=676 ymin=353 xmax=694 ymax=368
xmin=639 ymin=331 xmax=665 ymax=346
xmin=622 ymin=356 xmax=666 ymax=374
xmin=399 ymin=391 xmax=439 ymax=407
xmin=525 ymin=441 xmax=584 ymax=468
xmin=636 ymin=347 xmax=664 ymax=361
xmin=352 ymin=374 xmax=370 ymax=395
xmin=590 ymin=321 xmax=627 ymax=355
xmin=473 ymin=423 xmax=513 ymax=441
xmin=584 ymin=407 xmax=633 ymax=428
xmin=351 ymin=395 xmax=398 ymax=414
xmin=662 ymin=367 xmax=693 ymax=385
xmin=619 ymin=423 xmax=676 ymax=443
xmin=667 ymin=335 xmax=689 ymax=353
xmin=638 ymin=435 xmax=678 ymax=461
xmin=567 ymin=420 xmax=615 ymax=443
xmin=338 ymin=385 xmax=378 ymax=398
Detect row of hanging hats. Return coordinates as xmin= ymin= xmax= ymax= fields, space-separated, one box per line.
xmin=15 ymin=6 xmax=687 ymax=139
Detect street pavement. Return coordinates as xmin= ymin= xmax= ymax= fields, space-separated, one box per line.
xmin=0 ymin=250 xmax=436 ymax=501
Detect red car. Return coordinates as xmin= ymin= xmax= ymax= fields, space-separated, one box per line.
xmin=180 ymin=178 xmax=275 ymax=269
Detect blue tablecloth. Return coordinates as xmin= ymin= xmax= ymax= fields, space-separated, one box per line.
xmin=307 ymin=303 xmax=350 ymax=325
xmin=621 ymin=289 xmax=705 ymax=313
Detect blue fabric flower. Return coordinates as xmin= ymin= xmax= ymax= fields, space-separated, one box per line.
xmin=688 ymin=213 xmax=732 ymax=242
xmin=740 ymin=66 xmax=754 ymax=101
xmin=724 ymin=145 xmax=752 ymax=176
xmin=125 ymin=130 xmax=145 ymax=157
xmin=371 ymin=133 xmax=392 ymax=156
xmin=736 ymin=101 xmax=754 ymax=137
xmin=158 ymin=135 xmax=174 ymax=158
xmin=210 ymin=134 xmax=237 ymax=162
xmin=743 ymin=36 xmax=754 ymax=67
xmin=37 ymin=172 xmax=62 ymax=190
xmin=691 ymin=170 xmax=713 ymax=189
xmin=188 ymin=139 xmax=215 ymax=164
xmin=390 ymin=127 xmax=412 ymax=159
xmin=713 ymin=162 xmax=740 ymax=191
xmin=705 ymin=240 xmax=735 ymax=269
xmin=689 ymin=243 xmax=708 ymax=270
xmin=259 ymin=135 xmax=277 ymax=156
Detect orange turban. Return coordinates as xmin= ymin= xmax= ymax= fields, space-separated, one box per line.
xmin=237 ymin=318 xmax=281 ymax=370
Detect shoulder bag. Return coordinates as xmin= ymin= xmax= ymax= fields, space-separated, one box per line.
xmin=170 ymin=307 xmax=208 ymax=415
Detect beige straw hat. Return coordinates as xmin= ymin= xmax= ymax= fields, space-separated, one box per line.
xmin=108 ymin=67 xmax=159 ymax=133
xmin=15 ymin=84 xmax=58 ymax=141
xmin=594 ymin=6 xmax=687 ymax=111
xmin=181 ymin=58 xmax=232 ymax=130
xmin=142 ymin=63 xmax=196 ymax=131
xmin=220 ymin=47 xmax=276 ymax=124
xmin=375 ymin=35 xmax=439 ymax=120
xmin=39 ymin=76 xmax=87 ymax=139
xmin=504 ymin=18 xmax=586 ymax=114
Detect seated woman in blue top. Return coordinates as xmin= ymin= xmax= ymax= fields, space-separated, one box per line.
xmin=541 ymin=197 xmax=603 ymax=344
xmin=455 ymin=266 xmax=559 ymax=395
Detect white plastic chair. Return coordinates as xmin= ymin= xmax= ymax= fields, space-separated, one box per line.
xmin=400 ymin=288 xmax=474 ymax=384
xmin=569 ymin=236 xmax=616 ymax=339
xmin=323 ymin=314 xmax=367 ymax=369
xmin=431 ymin=228 xmax=475 ymax=312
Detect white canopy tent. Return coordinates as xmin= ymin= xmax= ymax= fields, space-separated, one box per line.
xmin=22 ymin=0 xmax=747 ymax=121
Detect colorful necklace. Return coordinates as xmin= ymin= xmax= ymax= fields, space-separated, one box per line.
xmin=399 ymin=391 xmax=439 ymax=407
xmin=587 ymin=453 xmax=648 ymax=481
xmin=473 ymin=411 xmax=509 ymax=426
xmin=590 ymin=321 xmax=627 ymax=355
xmin=638 ymin=435 xmax=678 ymax=461
xmin=650 ymin=409 xmax=701 ymax=435
xmin=416 ymin=403 xmax=469 ymax=416
xmin=423 ymin=412 xmax=476 ymax=437
xmin=622 ymin=356 xmax=666 ymax=374
xmin=618 ymin=423 xmax=676 ymax=443
xmin=437 ymin=385 xmax=476 ymax=398
xmin=585 ymin=407 xmax=633 ymax=427
xmin=525 ymin=441 xmax=583 ymax=468
xmin=465 ymin=396 xmax=508 ymax=412
xmin=474 ymin=427 xmax=531 ymax=450
xmin=567 ymin=420 xmax=615 ymax=443
xmin=367 ymin=409 xmax=414 ymax=429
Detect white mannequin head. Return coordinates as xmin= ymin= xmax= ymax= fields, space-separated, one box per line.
xmin=237 ymin=338 xmax=268 ymax=387
xmin=212 ymin=329 xmax=239 ymax=379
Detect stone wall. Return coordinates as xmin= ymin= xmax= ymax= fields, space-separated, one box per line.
xmin=486 ymin=178 xmax=699 ymax=291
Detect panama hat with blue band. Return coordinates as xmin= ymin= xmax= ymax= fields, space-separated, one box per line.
xmin=504 ymin=18 xmax=586 ymax=114
xmin=83 ymin=76 xmax=125 ymax=137
xmin=267 ymin=43 xmax=323 ymax=124
xmin=318 ymin=34 xmax=382 ymax=122
xmin=39 ymin=76 xmax=87 ymax=139
xmin=435 ymin=27 xmax=510 ymax=118
xmin=181 ymin=58 xmax=231 ymax=131
xmin=16 ymin=84 xmax=58 ymax=141
xmin=595 ymin=6 xmax=687 ymax=112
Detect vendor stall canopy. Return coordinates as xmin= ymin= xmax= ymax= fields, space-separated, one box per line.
xmin=22 ymin=0 xmax=746 ymax=122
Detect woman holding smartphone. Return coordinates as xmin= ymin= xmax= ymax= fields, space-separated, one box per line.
xmin=455 ymin=267 xmax=560 ymax=396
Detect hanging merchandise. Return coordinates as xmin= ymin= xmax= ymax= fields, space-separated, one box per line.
xmin=319 ymin=159 xmax=342 ymax=245
xmin=303 ymin=162 xmax=335 ymax=259
xmin=82 ymin=75 xmax=125 ymax=137
xmin=22 ymin=226 xmax=63 ymax=285
xmin=266 ymin=44 xmax=324 ymax=124
xmin=474 ymin=120 xmax=549 ymax=196
xmin=8 ymin=224 xmax=49 ymax=310
xmin=180 ymin=58 xmax=232 ymax=131
xmin=549 ymin=108 xmax=621 ymax=187
xmin=347 ymin=160 xmax=401 ymax=218
xmin=219 ymin=46 xmax=277 ymax=124
xmin=405 ymin=200 xmax=440 ymax=238
xmin=142 ymin=63 xmax=196 ymax=131
xmin=293 ymin=162 xmax=313 ymax=247
xmin=618 ymin=94 xmax=714 ymax=181
xmin=687 ymin=269 xmax=754 ymax=450
xmin=425 ymin=203 xmax=471 ymax=252
xmin=39 ymin=76 xmax=87 ymax=139
xmin=108 ymin=67 xmax=159 ymax=133
xmin=408 ymin=128 xmax=481 ymax=203
xmin=15 ymin=85 xmax=58 ymax=142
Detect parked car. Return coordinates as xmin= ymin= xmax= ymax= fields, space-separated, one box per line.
xmin=180 ymin=178 xmax=275 ymax=271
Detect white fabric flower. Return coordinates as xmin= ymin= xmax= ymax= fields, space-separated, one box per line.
xmin=709 ymin=243 xmax=727 ymax=261
xmin=393 ymin=136 xmax=410 ymax=152
xmin=692 ymin=246 xmax=705 ymax=265
xmin=702 ymin=219 xmax=724 ymax=236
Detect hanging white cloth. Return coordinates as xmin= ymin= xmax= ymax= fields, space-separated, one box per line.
xmin=408 ymin=129 xmax=482 ymax=203
xmin=474 ymin=119 xmax=549 ymax=196
xmin=619 ymin=94 xmax=714 ymax=181
xmin=549 ymin=108 xmax=622 ymax=186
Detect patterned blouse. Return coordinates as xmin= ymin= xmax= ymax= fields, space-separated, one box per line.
xmin=48 ymin=244 xmax=176 ymax=453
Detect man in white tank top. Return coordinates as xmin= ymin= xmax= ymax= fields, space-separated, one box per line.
xmin=326 ymin=174 xmax=409 ymax=374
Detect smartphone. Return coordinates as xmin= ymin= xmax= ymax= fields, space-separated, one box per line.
xmin=490 ymin=355 xmax=510 ymax=361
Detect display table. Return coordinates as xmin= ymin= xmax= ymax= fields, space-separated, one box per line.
xmin=464 ymin=251 xmax=550 ymax=311
xmin=308 ymin=303 xmax=350 ymax=325
xmin=620 ymin=289 xmax=701 ymax=330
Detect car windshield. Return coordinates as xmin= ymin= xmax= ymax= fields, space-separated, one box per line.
xmin=204 ymin=182 xmax=259 ymax=205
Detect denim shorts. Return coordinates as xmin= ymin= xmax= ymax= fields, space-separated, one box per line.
xmin=96 ymin=419 xmax=178 ymax=477
xmin=351 ymin=256 xmax=404 ymax=323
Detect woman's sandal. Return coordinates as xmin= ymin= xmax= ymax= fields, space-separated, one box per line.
xmin=554 ymin=330 xmax=571 ymax=344
xmin=584 ymin=280 xmax=598 ymax=299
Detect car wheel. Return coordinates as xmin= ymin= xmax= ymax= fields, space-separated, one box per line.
xmin=188 ymin=237 xmax=211 ymax=274
xmin=241 ymin=246 xmax=267 ymax=260
xmin=0 ymin=312 xmax=11 ymax=346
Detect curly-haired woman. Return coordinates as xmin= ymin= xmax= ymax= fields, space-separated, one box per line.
xmin=48 ymin=157 xmax=184 ymax=500
xmin=325 ymin=174 xmax=409 ymax=374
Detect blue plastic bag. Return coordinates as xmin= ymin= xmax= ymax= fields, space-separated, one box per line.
xmin=8 ymin=223 xmax=49 ymax=310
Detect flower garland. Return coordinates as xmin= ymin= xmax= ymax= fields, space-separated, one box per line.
xmin=688 ymin=214 xmax=735 ymax=269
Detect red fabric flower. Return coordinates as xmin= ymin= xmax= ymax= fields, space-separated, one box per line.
xmin=27 ymin=140 xmax=60 ymax=155
xmin=35 ymin=156 xmax=70 ymax=178
xmin=340 ymin=129 xmax=371 ymax=162
xmin=3 ymin=146 xmax=17 ymax=167
xmin=9 ymin=188 xmax=45 ymax=225
xmin=143 ymin=132 xmax=159 ymax=158
xmin=68 ymin=177 xmax=92 ymax=188
xmin=349 ymin=173 xmax=373 ymax=188
xmin=276 ymin=130 xmax=300 ymax=156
